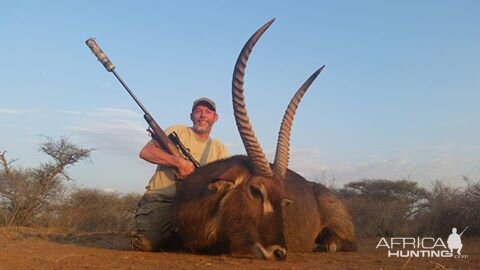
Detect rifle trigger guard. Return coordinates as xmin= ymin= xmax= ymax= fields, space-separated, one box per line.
xmin=147 ymin=127 xmax=154 ymax=137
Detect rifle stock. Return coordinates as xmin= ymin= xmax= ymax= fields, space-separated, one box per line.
xmin=143 ymin=114 xmax=183 ymax=159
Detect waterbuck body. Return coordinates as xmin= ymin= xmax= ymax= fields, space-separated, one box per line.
xmin=171 ymin=19 xmax=357 ymax=260
xmin=282 ymin=169 xmax=357 ymax=253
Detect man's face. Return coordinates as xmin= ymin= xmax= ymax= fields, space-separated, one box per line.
xmin=190 ymin=104 xmax=218 ymax=135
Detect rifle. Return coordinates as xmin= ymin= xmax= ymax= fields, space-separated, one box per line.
xmin=85 ymin=38 xmax=200 ymax=169
xmin=459 ymin=226 xmax=469 ymax=237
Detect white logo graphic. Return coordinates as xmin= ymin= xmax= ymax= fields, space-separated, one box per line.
xmin=376 ymin=226 xmax=468 ymax=258
xmin=447 ymin=226 xmax=468 ymax=255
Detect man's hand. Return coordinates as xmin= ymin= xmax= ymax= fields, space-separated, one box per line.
xmin=176 ymin=157 xmax=195 ymax=180
xmin=140 ymin=142 xmax=196 ymax=180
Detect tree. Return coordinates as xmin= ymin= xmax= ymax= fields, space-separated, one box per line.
xmin=341 ymin=179 xmax=429 ymax=219
xmin=57 ymin=188 xmax=141 ymax=232
xmin=337 ymin=179 xmax=429 ymax=237
xmin=459 ymin=176 xmax=480 ymax=234
xmin=0 ymin=137 xmax=92 ymax=226
xmin=415 ymin=179 xmax=480 ymax=237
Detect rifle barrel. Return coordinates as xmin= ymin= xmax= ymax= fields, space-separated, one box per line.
xmin=112 ymin=70 xmax=150 ymax=116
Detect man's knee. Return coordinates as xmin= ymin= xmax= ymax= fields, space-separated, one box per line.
xmin=131 ymin=231 xmax=165 ymax=252
xmin=132 ymin=193 xmax=174 ymax=251
xmin=131 ymin=232 xmax=154 ymax=251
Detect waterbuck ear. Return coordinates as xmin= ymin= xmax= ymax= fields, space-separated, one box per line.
xmin=208 ymin=180 xmax=235 ymax=192
xmin=208 ymin=165 xmax=250 ymax=192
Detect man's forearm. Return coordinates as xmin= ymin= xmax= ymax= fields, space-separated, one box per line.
xmin=139 ymin=142 xmax=181 ymax=168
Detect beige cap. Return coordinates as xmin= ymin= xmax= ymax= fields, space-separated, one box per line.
xmin=192 ymin=97 xmax=216 ymax=112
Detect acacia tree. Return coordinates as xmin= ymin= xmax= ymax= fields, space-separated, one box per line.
xmin=337 ymin=179 xmax=429 ymax=237
xmin=0 ymin=137 xmax=92 ymax=226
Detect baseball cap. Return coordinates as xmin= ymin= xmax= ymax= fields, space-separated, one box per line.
xmin=192 ymin=97 xmax=216 ymax=112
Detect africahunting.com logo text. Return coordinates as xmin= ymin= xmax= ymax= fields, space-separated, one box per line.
xmin=376 ymin=227 xmax=469 ymax=258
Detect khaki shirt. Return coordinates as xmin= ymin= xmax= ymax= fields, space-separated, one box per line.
xmin=145 ymin=124 xmax=229 ymax=196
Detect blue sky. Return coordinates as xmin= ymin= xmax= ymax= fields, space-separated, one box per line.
xmin=1 ymin=1 xmax=479 ymax=193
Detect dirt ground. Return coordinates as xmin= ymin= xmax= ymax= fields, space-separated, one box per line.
xmin=0 ymin=227 xmax=478 ymax=270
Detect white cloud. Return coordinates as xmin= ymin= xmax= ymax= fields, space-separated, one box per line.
xmin=56 ymin=110 xmax=82 ymax=115
xmin=86 ymin=107 xmax=141 ymax=118
xmin=0 ymin=108 xmax=32 ymax=114
xmin=287 ymin=146 xmax=479 ymax=188
xmin=68 ymin=108 xmax=148 ymax=156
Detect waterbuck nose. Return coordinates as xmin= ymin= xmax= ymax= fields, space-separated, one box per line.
xmin=274 ymin=248 xmax=287 ymax=261
xmin=253 ymin=243 xmax=287 ymax=260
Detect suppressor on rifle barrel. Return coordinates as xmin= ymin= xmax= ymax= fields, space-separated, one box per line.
xmin=85 ymin=38 xmax=115 ymax=72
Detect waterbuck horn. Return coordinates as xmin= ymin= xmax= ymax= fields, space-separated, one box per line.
xmin=272 ymin=66 xmax=325 ymax=180
xmin=232 ymin=19 xmax=275 ymax=177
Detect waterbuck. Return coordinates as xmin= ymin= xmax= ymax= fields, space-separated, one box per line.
xmin=172 ymin=19 xmax=357 ymax=260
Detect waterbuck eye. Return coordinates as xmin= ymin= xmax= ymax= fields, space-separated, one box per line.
xmin=250 ymin=185 xmax=263 ymax=199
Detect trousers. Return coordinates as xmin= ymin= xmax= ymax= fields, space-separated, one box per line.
xmin=131 ymin=191 xmax=174 ymax=251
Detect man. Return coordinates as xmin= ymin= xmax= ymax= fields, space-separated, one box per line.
xmin=132 ymin=97 xmax=229 ymax=251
